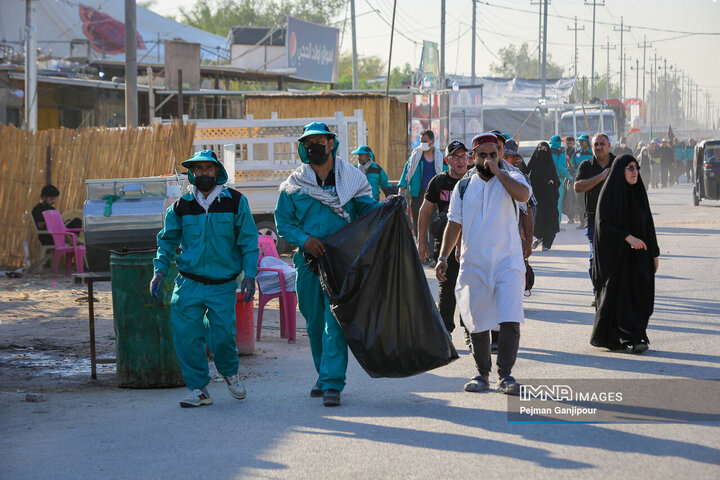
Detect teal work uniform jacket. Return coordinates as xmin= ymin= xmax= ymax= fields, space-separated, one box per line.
xmin=154 ymin=188 xmax=259 ymax=280
xmin=574 ymin=149 xmax=593 ymax=175
xmin=275 ymin=189 xmax=378 ymax=250
xmin=358 ymin=160 xmax=392 ymax=201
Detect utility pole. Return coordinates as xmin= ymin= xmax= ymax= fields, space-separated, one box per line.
xmin=124 ymin=0 xmax=138 ymax=127
xmin=384 ymin=0 xmax=396 ymax=97
xmin=24 ymin=0 xmax=37 ymax=132
xmin=440 ymin=0 xmax=446 ymax=146
xmin=638 ymin=36 xmax=651 ymax=122
xmin=531 ymin=1 xmax=543 ymax=78
xmin=585 ymin=0 xmax=604 ymax=99
xmin=661 ymin=59 xmax=668 ymax=124
xmin=696 ymin=84 xmax=699 ymax=126
xmin=471 ymin=0 xmax=476 ymax=83
xmin=350 ymin=0 xmax=359 ymax=90
xmin=614 ymin=17 xmax=630 ymax=101
xmin=567 ymin=16 xmax=584 ymax=81
xmin=634 ymin=59 xmax=640 ymax=99
xmin=688 ymin=77 xmax=693 ymax=127
xmin=540 ymin=0 xmax=548 ymax=139
xmin=650 ymin=51 xmax=659 ymax=125
xmin=621 ymin=53 xmax=631 ymax=101
xmin=600 ymin=38 xmax=616 ymax=99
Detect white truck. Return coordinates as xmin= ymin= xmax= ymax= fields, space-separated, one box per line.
xmin=560 ymin=105 xmax=618 ymax=145
xmin=192 ymin=111 xmax=368 ymax=253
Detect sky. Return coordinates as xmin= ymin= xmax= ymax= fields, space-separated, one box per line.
xmin=149 ymin=0 xmax=720 ymax=109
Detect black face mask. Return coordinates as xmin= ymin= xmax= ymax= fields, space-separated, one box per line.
xmin=306 ymin=143 xmax=329 ymax=165
xmin=194 ymin=175 xmax=217 ymax=192
xmin=475 ymin=162 xmax=495 ymax=178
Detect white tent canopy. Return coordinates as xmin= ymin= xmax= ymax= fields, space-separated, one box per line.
xmin=0 ymin=0 xmax=228 ymax=64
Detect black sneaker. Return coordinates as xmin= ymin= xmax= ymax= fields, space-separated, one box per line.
xmin=322 ymin=389 xmax=341 ymax=407
xmin=490 ymin=342 xmax=498 ymax=354
xmin=632 ymin=342 xmax=649 ymax=354
xmin=310 ymin=382 xmax=322 ymax=398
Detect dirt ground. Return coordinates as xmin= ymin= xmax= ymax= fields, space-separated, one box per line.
xmin=0 ymin=270 xmax=294 ymax=393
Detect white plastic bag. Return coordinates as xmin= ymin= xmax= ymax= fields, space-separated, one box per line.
xmin=256 ymin=256 xmax=296 ymax=294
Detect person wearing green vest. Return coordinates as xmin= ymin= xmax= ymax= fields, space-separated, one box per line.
xmin=151 ymin=150 xmax=259 ymax=408
xmin=550 ymin=135 xmax=573 ymax=226
xmin=275 ymin=122 xmax=378 ymax=407
xmin=351 ymin=145 xmax=392 ymax=201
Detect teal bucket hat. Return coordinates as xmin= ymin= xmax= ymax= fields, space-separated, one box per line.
xmin=351 ymin=145 xmax=375 ymax=162
xmin=182 ymin=149 xmax=228 ymax=185
xmin=297 ymin=122 xmax=339 ymax=163
xmin=578 ymin=134 xmax=591 ymax=143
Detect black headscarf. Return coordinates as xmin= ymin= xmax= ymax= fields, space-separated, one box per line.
xmin=527 ymin=144 xmax=560 ymax=239
xmin=590 ymin=154 xmax=659 ymax=348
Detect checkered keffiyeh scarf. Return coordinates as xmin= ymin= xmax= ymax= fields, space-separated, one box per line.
xmin=279 ymin=156 xmax=373 ymax=221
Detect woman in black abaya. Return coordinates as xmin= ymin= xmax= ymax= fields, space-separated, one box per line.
xmin=527 ymin=142 xmax=560 ymax=250
xmin=591 ymin=154 xmax=659 ymax=353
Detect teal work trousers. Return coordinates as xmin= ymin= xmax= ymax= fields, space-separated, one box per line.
xmin=558 ymin=184 xmax=565 ymax=224
xmin=170 ymin=274 xmax=239 ymax=390
xmin=295 ymin=253 xmax=348 ymax=392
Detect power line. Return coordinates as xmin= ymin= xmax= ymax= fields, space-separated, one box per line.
xmin=475 ymin=1 xmax=720 ymax=36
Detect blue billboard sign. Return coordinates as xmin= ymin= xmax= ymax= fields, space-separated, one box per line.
xmin=286 ymin=16 xmax=339 ymax=83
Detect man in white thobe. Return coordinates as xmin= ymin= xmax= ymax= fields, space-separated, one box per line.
xmin=435 ymin=133 xmax=531 ymax=395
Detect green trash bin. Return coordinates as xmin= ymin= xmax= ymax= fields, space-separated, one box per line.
xmin=110 ymin=249 xmax=184 ymax=388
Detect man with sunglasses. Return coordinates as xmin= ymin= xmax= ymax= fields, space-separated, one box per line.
xmin=417 ymin=140 xmax=469 ymax=336
xmin=435 ymin=133 xmax=531 ymax=395
xmin=574 ymin=133 xmax=615 ymax=305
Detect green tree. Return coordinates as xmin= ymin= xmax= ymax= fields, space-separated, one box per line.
xmin=335 ymin=53 xmax=412 ymax=90
xmin=490 ymin=42 xmax=565 ymax=79
xmin=178 ymin=0 xmax=345 ymax=36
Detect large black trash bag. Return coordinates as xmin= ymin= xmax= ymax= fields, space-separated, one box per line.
xmin=317 ymin=195 xmax=458 ymax=378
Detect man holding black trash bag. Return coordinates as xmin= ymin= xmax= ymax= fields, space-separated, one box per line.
xmin=435 ymin=133 xmax=531 ymax=395
xmin=274 ymin=122 xmax=378 ymax=407
xmin=150 ymin=150 xmax=259 ymax=408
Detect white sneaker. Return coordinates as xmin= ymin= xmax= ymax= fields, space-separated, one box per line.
xmin=179 ymin=388 xmax=213 ymax=408
xmin=224 ymin=374 xmax=247 ymax=400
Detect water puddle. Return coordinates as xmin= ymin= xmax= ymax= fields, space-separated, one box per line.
xmin=0 ymin=349 xmax=116 ymax=377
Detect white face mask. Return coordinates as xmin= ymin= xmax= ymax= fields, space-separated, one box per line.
xmin=420 ymin=142 xmax=431 ymax=152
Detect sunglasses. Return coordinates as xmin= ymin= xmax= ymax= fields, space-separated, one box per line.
xmin=476 ymin=152 xmax=499 ymax=159
xmin=626 ymin=165 xmax=641 ymax=172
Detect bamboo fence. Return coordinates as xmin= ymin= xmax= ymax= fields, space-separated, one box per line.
xmin=0 ymin=121 xmax=196 ymax=269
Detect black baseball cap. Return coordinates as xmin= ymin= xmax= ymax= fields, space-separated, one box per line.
xmin=445 ymin=140 xmax=468 ymax=157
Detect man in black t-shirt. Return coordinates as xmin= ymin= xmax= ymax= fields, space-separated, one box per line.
xmin=417 ymin=140 xmax=468 ymax=334
xmin=31 ymin=184 xmax=82 ymax=245
xmin=574 ymin=133 xmax=614 ymax=300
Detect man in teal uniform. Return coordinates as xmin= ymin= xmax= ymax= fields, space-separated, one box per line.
xmin=150 ymin=150 xmax=259 ymax=408
xmin=573 ymin=134 xmax=594 ymax=228
xmin=351 ymin=145 xmax=392 ymax=201
xmin=550 ymin=135 xmax=573 ymax=226
xmin=275 ymin=123 xmax=378 ymax=407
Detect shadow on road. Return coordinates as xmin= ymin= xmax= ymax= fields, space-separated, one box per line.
xmin=518 ymin=346 xmax=720 ymax=380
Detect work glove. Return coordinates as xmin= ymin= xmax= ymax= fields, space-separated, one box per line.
xmin=150 ymin=271 xmax=165 ymax=299
xmin=240 ymin=276 xmax=255 ymax=302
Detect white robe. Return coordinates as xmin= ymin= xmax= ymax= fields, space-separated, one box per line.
xmin=448 ymin=171 xmax=531 ymax=333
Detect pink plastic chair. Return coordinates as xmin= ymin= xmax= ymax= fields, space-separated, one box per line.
xmin=256 ymin=235 xmax=297 ymax=343
xmin=42 ymin=210 xmax=86 ymax=276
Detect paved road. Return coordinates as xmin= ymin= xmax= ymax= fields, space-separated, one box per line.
xmin=2 ymin=182 xmax=719 ymax=479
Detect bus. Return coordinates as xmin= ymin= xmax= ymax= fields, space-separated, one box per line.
xmin=560 ymin=107 xmax=618 ymax=145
